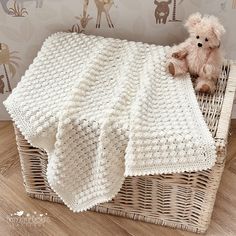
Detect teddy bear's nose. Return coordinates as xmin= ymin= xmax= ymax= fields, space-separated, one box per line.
xmin=198 ymin=43 xmax=202 ymax=47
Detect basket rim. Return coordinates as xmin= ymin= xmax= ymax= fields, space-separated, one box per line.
xmin=215 ymin=60 xmax=236 ymax=142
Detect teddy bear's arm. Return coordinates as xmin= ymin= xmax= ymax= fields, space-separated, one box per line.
xmin=171 ymin=41 xmax=189 ymax=60
xmin=201 ymin=49 xmax=223 ymax=79
xmin=172 ymin=50 xmax=188 ymax=60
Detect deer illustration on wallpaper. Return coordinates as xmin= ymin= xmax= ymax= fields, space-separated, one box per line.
xmin=154 ymin=0 xmax=184 ymax=24
xmin=154 ymin=0 xmax=172 ymax=24
xmin=0 ymin=0 xmax=43 ymax=15
xmin=94 ymin=0 xmax=114 ymax=28
xmin=0 ymin=43 xmax=20 ymax=94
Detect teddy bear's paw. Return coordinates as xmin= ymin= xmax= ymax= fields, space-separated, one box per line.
xmin=172 ymin=52 xmax=181 ymax=59
xmin=168 ymin=62 xmax=176 ymax=76
xmin=172 ymin=51 xmax=187 ymax=60
xmin=199 ymin=84 xmax=211 ymax=93
xmin=195 ymin=81 xmax=216 ymax=94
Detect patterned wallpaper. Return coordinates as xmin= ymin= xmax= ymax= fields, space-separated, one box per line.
xmin=0 ymin=0 xmax=236 ymax=119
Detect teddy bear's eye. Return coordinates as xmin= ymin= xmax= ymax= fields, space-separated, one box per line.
xmin=196 ymin=36 xmax=200 ymax=39
xmin=205 ymin=38 xmax=208 ymax=42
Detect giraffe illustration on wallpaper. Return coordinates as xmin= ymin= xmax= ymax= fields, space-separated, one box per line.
xmin=94 ymin=0 xmax=114 ymax=28
xmin=0 ymin=43 xmax=20 ymax=93
xmin=154 ymin=0 xmax=172 ymax=24
xmin=0 ymin=0 xmax=43 ymax=16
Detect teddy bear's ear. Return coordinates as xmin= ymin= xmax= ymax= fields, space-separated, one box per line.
xmin=185 ymin=12 xmax=202 ymax=29
xmin=212 ymin=24 xmax=226 ymax=40
xmin=154 ymin=0 xmax=159 ymax=5
xmin=209 ymin=16 xmax=226 ymax=39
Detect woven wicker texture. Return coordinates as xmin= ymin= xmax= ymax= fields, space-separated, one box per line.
xmin=14 ymin=60 xmax=236 ymax=233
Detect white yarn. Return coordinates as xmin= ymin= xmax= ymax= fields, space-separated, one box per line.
xmin=4 ymin=32 xmax=216 ymax=212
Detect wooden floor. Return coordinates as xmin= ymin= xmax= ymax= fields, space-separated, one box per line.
xmin=0 ymin=121 xmax=236 ymax=236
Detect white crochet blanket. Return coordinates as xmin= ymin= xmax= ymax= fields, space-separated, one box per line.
xmin=4 ymin=33 xmax=216 ymax=212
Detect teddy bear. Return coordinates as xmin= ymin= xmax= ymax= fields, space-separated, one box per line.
xmin=167 ymin=12 xmax=225 ymax=94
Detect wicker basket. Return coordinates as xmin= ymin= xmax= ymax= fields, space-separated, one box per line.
xmin=14 ymin=60 xmax=236 ymax=234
